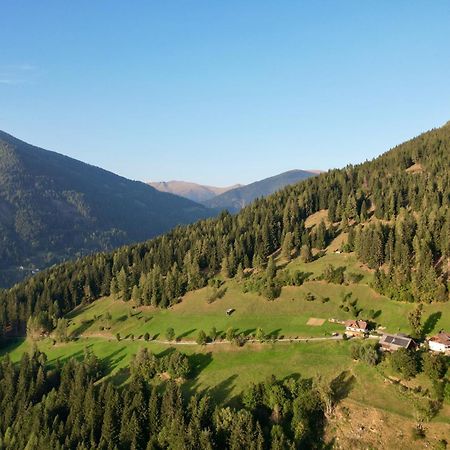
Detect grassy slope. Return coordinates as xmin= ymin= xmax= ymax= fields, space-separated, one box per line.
xmin=1 ymin=248 xmax=449 ymax=448
xmin=51 ymin=249 xmax=450 ymax=342
xmin=3 ymin=336 xmax=449 ymax=427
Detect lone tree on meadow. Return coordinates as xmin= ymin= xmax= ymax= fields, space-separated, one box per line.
xmin=209 ymin=326 xmax=218 ymax=341
xmin=226 ymin=327 xmax=235 ymax=342
xmin=103 ymin=311 xmax=112 ymax=330
xmin=196 ymin=330 xmax=208 ymax=346
xmin=255 ymin=327 xmax=266 ymax=343
xmin=165 ymin=327 xmax=175 ymax=342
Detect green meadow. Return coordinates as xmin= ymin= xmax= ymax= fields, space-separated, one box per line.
xmin=55 ymin=251 xmax=450 ymax=342
xmin=2 ymin=250 xmax=449 ymax=424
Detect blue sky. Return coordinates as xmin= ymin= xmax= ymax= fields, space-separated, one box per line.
xmin=1 ymin=1 xmax=449 ymax=185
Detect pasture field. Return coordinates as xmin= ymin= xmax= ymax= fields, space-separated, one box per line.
xmin=1 ymin=249 xmax=449 ymax=448
xmin=53 ymin=250 xmax=450 ymax=342
xmin=3 ymin=335 xmax=449 ymax=426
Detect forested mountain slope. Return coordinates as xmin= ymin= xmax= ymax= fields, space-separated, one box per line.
xmin=0 ymin=123 xmax=448 ymax=336
xmin=148 ymin=180 xmax=241 ymax=202
xmin=202 ymin=169 xmax=318 ymax=212
xmin=0 ymin=131 xmax=211 ymax=287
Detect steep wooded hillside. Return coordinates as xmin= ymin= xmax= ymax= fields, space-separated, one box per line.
xmin=0 ymin=123 xmax=448 ymax=336
xmin=0 ymin=131 xmax=211 ymax=287
xmin=202 ymin=170 xmax=318 ymax=212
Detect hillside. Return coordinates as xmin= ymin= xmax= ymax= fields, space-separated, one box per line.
xmin=0 ymin=131 xmax=212 ymax=287
xmin=148 ymin=180 xmax=241 ymax=202
xmin=1 ymin=123 xmax=449 ymax=450
xmin=202 ymin=169 xmax=319 ymax=212
xmin=1 ymin=122 xmax=448 ymax=333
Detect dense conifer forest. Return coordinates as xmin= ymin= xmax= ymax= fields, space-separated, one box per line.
xmin=0 ymin=349 xmax=328 ymax=449
xmin=0 ymin=131 xmax=211 ymax=288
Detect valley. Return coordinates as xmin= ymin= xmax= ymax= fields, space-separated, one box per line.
xmin=0 ymin=131 xmax=212 ymax=287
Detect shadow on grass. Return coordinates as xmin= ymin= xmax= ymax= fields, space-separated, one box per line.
xmin=267 ymin=328 xmax=282 ymax=338
xmin=65 ymin=302 xmax=94 ymax=320
xmin=48 ymin=349 xmax=86 ymax=368
xmin=177 ymin=329 xmax=197 ymax=340
xmin=70 ymin=319 xmax=94 ymax=337
xmin=206 ymin=374 xmax=239 ymax=405
xmin=241 ymin=328 xmax=256 ymax=337
xmin=188 ymin=352 xmax=213 ymax=378
xmin=157 ymin=347 xmax=176 ymax=358
xmin=110 ymin=366 xmax=131 ymax=385
xmin=0 ymin=337 xmax=26 ymax=357
xmin=422 ymin=311 xmax=442 ymax=335
xmin=281 ymin=372 xmax=303 ymax=383
xmin=102 ymin=347 xmax=128 ymax=375
xmin=331 ymin=370 xmax=356 ymax=403
xmin=372 ymin=310 xmax=382 ymax=319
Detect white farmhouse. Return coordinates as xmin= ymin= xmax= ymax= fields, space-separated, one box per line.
xmin=428 ymin=332 xmax=450 ymax=354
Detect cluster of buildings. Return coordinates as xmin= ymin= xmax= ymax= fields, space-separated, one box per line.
xmin=343 ymin=319 xmax=449 ymax=354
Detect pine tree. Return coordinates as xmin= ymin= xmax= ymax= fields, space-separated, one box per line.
xmin=266 ymin=257 xmax=276 ymax=281
xmin=300 ymin=244 xmax=313 ymax=263
xmin=281 ymin=232 xmax=294 ymax=260
xmin=360 ymin=198 xmax=368 ymax=221
xmin=196 ymin=330 xmax=208 ymax=345
xmin=221 ymin=256 xmax=230 ymax=278
xmin=117 ymin=268 xmax=129 ymax=300
xmin=131 ymin=285 xmax=141 ymax=304
xmin=315 ymin=220 xmax=327 ymax=249
xmin=99 ymin=386 xmax=120 ymax=449
xmin=236 ymin=263 xmax=245 ymax=282
xmin=408 ymin=304 xmax=423 ymax=340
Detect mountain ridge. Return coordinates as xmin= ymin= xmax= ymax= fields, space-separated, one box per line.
xmin=148 ymin=180 xmax=241 ymax=202
xmin=0 ymin=130 xmax=212 ymax=287
xmin=202 ymin=169 xmax=319 ymax=212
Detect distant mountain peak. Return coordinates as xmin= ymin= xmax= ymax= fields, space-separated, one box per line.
xmin=148 ymin=180 xmax=242 ymax=203
xmin=202 ymin=169 xmax=318 ymax=212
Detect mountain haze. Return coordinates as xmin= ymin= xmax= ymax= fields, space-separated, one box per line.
xmin=0 ymin=131 xmax=212 ymax=287
xmin=202 ymin=169 xmax=319 ymax=212
xmin=148 ymin=180 xmax=241 ymax=202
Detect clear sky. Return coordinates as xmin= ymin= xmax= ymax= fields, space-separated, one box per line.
xmin=1 ymin=1 xmax=449 ymax=185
